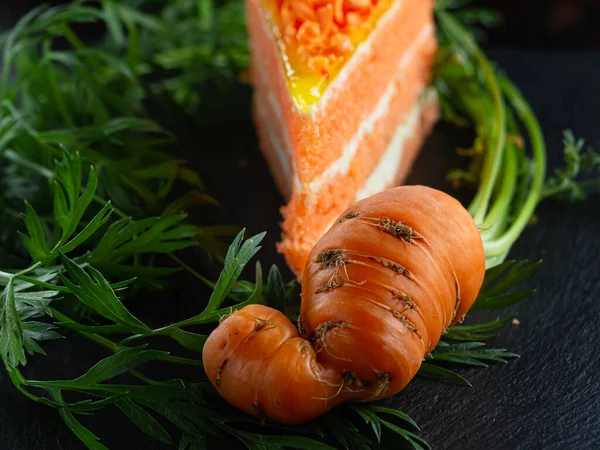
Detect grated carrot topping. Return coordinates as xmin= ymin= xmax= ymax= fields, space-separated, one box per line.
xmin=276 ymin=0 xmax=377 ymax=75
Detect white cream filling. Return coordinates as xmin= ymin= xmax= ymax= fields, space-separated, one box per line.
xmin=317 ymin=89 xmax=436 ymax=234
xmin=355 ymin=88 xmax=437 ymax=200
xmin=306 ymin=24 xmax=434 ymax=196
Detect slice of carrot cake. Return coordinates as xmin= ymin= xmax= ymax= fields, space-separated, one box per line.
xmin=247 ymin=0 xmax=439 ymax=276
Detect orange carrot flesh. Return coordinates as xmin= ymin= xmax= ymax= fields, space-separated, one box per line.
xmin=202 ymin=185 xmax=486 ymax=424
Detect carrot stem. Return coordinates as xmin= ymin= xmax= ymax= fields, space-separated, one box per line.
xmin=437 ymin=11 xmax=506 ymax=225
xmin=483 ymin=78 xmax=546 ymax=258
xmin=480 ymin=108 xmax=520 ymax=239
xmin=435 ymin=9 xmax=547 ymax=267
xmin=480 ymin=146 xmax=517 ymax=240
xmin=51 ymin=308 xmax=203 ymax=368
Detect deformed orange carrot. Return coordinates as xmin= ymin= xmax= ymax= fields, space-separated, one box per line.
xmin=202 ymin=185 xmax=486 ymax=424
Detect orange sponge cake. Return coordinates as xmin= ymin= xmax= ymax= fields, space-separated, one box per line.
xmin=248 ymin=0 xmax=439 ymax=276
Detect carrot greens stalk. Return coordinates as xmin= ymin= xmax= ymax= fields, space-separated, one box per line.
xmin=435 ymin=2 xmax=598 ymax=265
xmin=434 ymin=6 xmax=548 ymax=268
xmin=542 ymin=130 xmax=600 ymax=201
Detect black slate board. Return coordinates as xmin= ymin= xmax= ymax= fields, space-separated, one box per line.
xmin=0 ymin=21 xmax=599 ymax=450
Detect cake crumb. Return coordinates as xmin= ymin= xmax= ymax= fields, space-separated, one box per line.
xmin=506 ymin=134 xmax=525 ymax=149
xmin=528 ymin=215 xmax=539 ymax=227
xmin=238 ymin=70 xmax=251 ymax=84
xmin=512 ymin=318 xmax=521 ymax=326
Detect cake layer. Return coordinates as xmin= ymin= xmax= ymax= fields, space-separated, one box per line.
xmin=255 ymin=88 xmax=439 ymax=207
xmin=252 ymin=25 xmax=438 ymax=275
xmin=247 ymin=0 xmax=438 ymax=277
xmin=303 ymin=25 xmax=436 ymax=200
xmin=246 ymin=0 xmax=435 ymax=186
xmin=356 ymin=88 xmax=439 ymax=201
xmin=277 ymin=90 xmax=439 ymax=275
xmin=250 ymin=21 xmax=437 ymax=199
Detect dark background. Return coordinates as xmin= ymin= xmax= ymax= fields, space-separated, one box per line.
xmin=1 ymin=1 xmax=600 ymax=450
xmin=2 ymin=0 xmax=600 ymax=50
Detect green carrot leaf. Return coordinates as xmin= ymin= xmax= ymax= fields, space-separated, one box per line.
xmin=474 ymin=260 xmax=540 ymax=310
xmin=379 ymin=419 xmax=430 ymax=450
xmin=90 ymin=215 xmax=197 ymax=263
xmin=203 ymin=230 xmax=266 ymax=314
xmin=418 ymin=362 xmax=472 ymax=386
xmin=19 ymin=201 xmax=51 ymax=262
xmin=352 ymin=407 xmax=382 ymax=443
xmin=444 ymin=316 xmax=513 ymax=341
xmin=51 ymin=389 xmax=109 ymax=450
xmin=543 ymin=130 xmax=600 ymax=201
xmin=102 ymin=0 xmax=126 ymax=47
xmin=322 ymin=413 xmax=368 ymax=450
xmin=117 ymin=398 xmax=175 ymax=445
xmin=0 ymin=281 xmax=26 ymax=367
xmin=267 ymin=265 xmax=286 ymax=313
xmin=361 ymin=406 xmax=420 ymax=431
xmin=22 ymin=321 xmax=62 ymax=343
xmin=56 ymin=322 xmax=132 ymax=335
xmin=65 ymin=394 xmax=128 ymax=414
xmin=30 ymin=346 xmax=166 ymax=389
xmin=167 ymin=328 xmax=208 ymax=353
xmin=428 ymin=341 xmax=519 ymax=367
xmin=61 ymin=201 xmax=114 ymax=254
xmin=58 ymin=252 xmax=152 ymax=334
xmin=475 ymin=290 xmax=535 ymax=310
